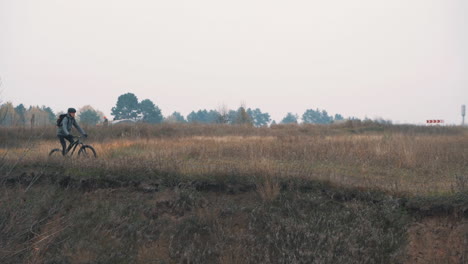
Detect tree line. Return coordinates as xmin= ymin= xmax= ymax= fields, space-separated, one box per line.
xmin=108 ymin=93 xmax=348 ymax=126
xmin=0 ymin=92 xmax=358 ymax=127
xmin=0 ymin=103 xmax=105 ymax=127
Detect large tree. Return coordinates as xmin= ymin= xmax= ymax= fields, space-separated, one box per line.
xmin=140 ymin=99 xmax=163 ymax=124
xmin=111 ymin=93 xmax=140 ymax=120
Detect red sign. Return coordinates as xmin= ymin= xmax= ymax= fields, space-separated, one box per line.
xmin=426 ymin=120 xmax=444 ymax=124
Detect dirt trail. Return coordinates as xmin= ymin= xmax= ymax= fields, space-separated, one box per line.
xmin=406 ymin=217 xmax=468 ymax=264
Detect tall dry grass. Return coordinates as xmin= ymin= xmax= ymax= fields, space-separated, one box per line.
xmin=1 ymin=123 xmax=466 ymax=194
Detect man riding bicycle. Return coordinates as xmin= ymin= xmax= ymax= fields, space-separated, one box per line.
xmin=57 ymin=108 xmax=88 ymax=156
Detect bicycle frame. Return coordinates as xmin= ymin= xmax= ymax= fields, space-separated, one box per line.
xmin=65 ymin=137 xmax=84 ymax=156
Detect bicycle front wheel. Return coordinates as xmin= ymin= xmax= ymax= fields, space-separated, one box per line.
xmin=78 ymin=145 xmax=97 ymax=158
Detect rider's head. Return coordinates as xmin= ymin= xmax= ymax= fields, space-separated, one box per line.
xmin=67 ymin=108 xmax=77 ymax=117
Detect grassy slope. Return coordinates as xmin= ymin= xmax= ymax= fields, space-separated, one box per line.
xmin=1 ymin=123 xmax=467 ymax=263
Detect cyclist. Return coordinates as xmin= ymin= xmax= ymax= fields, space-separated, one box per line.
xmin=57 ymin=108 xmax=88 ymax=155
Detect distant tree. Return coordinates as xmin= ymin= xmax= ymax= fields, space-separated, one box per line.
xmin=79 ymin=109 xmax=100 ymax=126
xmin=227 ymin=110 xmax=238 ymax=124
xmin=320 ymin=110 xmax=332 ymax=123
xmin=348 ymin=116 xmax=361 ymax=121
xmin=140 ymin=99 xmax=163 ymax=124
xmin=247 ymin=108 xmax=271 ymax=127
xmin=216 ymin=104 xmax=230 ymax=124
xmin=334 ymin=114 xmax=344 ymax=122
xmin=302 ymin=108 xmax=333 ymax=124
xmin=187 ymin=111 xmax=198 ymax=123
xmin=207 ymin=110 xmax=220 ymax=123
xmin=78 ymin=105 xmax=105 ymax=126
xmin=25 ymin=106 xmax=50 ymax=126
xmin=187 ymin=109 xmax=220 ymax=123
xmin=302 ymin=109 xmax=319 ymax=124
xmin=226 ymin=107 xmax=269 ymax=126
xmin=363 ymin=117 xmax=373 ymax=124
xmin=281 ymin=113 xmax=298 ymax=124
xmin=165 ymin=111 xmax=186 ymax=123
xmin=111 ymin=93 xmax=140 ymax=120
xmin=79 ymin=105 xmax=105 ymax=119
xmin=234 ymin=107 xmax=253 ymax=125
xmin=41 ymin=106 xmax=56 ymax=124
xmin=14 ymin=104 xmax=26 ymax=125
xmin=0 ymin=102 xmax=18 ymax=126
xmin=172 ymin=112 xmax=187 ymax=123
xmin=373 ymin=117 xmax=392 ymax=125
xmin=198 ymin=110 xmax=208 ymax=123
xmin=78 ymin=108 xmax=101 ymax=126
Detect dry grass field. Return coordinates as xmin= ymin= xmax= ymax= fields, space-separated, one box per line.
xmin=3 ymin=122 xmax=467 ymax=194
xmin=1 ymin=122 xmax=467 ymax=263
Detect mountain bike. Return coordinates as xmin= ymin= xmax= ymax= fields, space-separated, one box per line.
xmin=49 ymin=136 xmax=97 ymax=158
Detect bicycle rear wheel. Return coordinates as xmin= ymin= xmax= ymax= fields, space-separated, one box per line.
xmin=78 ymin=145 xmax=97 ymax=158
xmin=49 ymin=148 xmax=62 ymax=156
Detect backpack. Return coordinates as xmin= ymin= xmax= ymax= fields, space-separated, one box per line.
xmin=56 ymin=114 xmax=68 ymax=127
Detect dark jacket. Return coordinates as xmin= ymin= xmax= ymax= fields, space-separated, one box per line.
xmin=57 ymin=114 xmax=86 ymax=136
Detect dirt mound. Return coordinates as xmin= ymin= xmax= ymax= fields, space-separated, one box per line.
xmin=406 ymin=217 xmax=468 ymax=264
xmin=4 ymin=171 xmax=468 ymax=263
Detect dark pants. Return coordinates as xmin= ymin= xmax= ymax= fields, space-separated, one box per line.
xmin=58 ymin=135 xmax=74 ymax=155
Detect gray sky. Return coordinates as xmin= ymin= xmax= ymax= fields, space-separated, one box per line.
xmin=1 ymin=0 xmax=466 ymax=124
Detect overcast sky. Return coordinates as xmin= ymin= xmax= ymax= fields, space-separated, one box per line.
xmin=0 ymin=0 xmax=466 ymax=124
